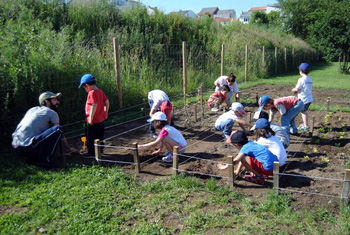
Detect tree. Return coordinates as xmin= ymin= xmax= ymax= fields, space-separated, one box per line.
xmin=249 ymin=11 xmax=269 ymax=25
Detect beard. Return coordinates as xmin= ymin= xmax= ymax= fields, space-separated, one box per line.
xmin=49 ymin=100 xmax=59 ymax=112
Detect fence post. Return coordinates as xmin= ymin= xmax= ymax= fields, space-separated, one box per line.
xmin=327 ymin=97 xmax=331 ymax=112
xmin=94 ymin=139 xmax=101 ymax=165
xmin=201 ymin=84 xmax=204 ymax=125
xmin=275 ymin=47 xmax=278 ymax=75
xmin=284 ymin=48 xmax=287 ymax=72
xmin=228 ymin=156 xmax=235 ymax=189
xmin=142 ymin=98 xmax=147 ymax=116
xmin=245 ymin=45 xmax=248 ymax=82
xmin=221 ymin=43 xmax=225 ymax=76
xmin=273 ymin=161 xmax=280 ymax=195
xmin=173 ymin=146 xmax=179 ymax=176
xmin=342 ymin=169 xmax=350 ymax=206
xmin=262 ymin=46 xmax=265 ymax=68
xmin=194 ymin=104 xmax=197 ymax=122
xmin=113 ymin=37 xmax=123 ymax=108
xmin=182 ymin=41 xmax=188 ymax=118
xmin=132 ymin=143 xmax=140 ymax=173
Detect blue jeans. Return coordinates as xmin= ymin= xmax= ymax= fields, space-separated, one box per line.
xmin=13 ymin=125 xmax=63 ymax=163
xmin=215 ymin=119 xmax=234 ymax=137
xmin=281 ymin=100 xmax=305 ymax=135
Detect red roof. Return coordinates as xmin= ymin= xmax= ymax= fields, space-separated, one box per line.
xmin=249 ymin=6 xmax=266 ymax=12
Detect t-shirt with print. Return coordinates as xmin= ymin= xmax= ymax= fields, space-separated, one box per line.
xmin=158 ymin=125 xmax=187 ymax=148
xmin=85 ymin=89 xmax=108 ymax=124
xmin=239 ymin=141 xmax=278 ymax=171
xmin=207 ymin=91 xmax=226 ymax=106
xmin=295 ymin=75 xmax=313 ymax=104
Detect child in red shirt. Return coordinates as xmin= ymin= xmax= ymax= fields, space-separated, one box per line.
xmin=79 ymin=74 xmax=109 ymax=156
xmin=207 ymin=84 xmax=230 ymax=112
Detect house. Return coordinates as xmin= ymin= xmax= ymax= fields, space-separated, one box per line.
xmin=146 ymin=5 xmax=156 ymax=15
xmin=238 ymin=4 xmax=281 ymax=24
xmin=170 ymin=10 xmax=197 ymax=19
xmin=213 ymin=9 xmax=236 ymax=25
xmin=197 ymin=7 xmax=219 ymax=19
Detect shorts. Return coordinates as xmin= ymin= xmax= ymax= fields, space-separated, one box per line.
xmin=248 ymin=156 xmax=273 ymax=176
xmin=160 ymin=100 xmax=173 ymax=121
xmin=302 ymin=102 xmax=312 ymax=112
xmin=178 ymin=145 xmax=186 ymax=154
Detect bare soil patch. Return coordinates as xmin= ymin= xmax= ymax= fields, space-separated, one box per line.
xmin=64 ymin=84 xmax=350 ymax=211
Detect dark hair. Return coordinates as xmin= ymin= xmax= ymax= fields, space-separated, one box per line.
xmin=255 ymin=128 xmax=275 ymax=140
xmin=227 ymin=72 xmax=236 ymax=83
xmin=153 ymin=120 xmax=167 ymax=129
xmin=86 ymin=80 xmax=96 ymax=86
xmin=221 ymin=84 xmax=230 ymax=92
xmin=300 ymin=69 xmax=309 ymax=75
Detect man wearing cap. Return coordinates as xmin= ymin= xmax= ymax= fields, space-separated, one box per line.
xmin=250 ymin=111 xmax=290 ymax=148
xmin=12 ymin=91 xmax=77 ymax=167
xmin=258 ymin=95 xmax=304 ymax=136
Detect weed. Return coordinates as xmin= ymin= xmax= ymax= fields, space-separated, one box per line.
xmin=315 ymin=139 xmax=321 ymax=144
xmin=345 ymin=161 xmax=350 ymax=169
xmin=320 ymin=127 xmax=325 ymax=133
xmin=335 ymin=143 xmax=341 ymax=147
xmin=304 ymin=155 xmax=310 ymax=160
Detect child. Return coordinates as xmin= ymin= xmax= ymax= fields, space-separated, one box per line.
xmin=258 ymin=95 xmax=304 ymax=136
xmin=79 ymin=74 xmax=109 ymax=156
xmin=148 ymin=90 xmax=173 ymax=138
xmin=250 ymin=111 xmax=290 ymax=149
xmin=251 ymin=118 xmax=287 ymax=167
xmin=214 ymin=72 xmax=240 ymax=104
xmin=138 ymin=112 xmax=187 ymax=163
xmin=208 ymin=84 xmax=230 ymax=112
xmin=227 ymin=130 xmax=278 ymax=183
xmin=291 ymin=63 xmax=313 ymax=132
xmin=215 ymin=102 xmax=250 ymax=139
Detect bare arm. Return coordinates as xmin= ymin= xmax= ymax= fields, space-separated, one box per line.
xmin=291 ymin=87 xmax=300 ymax=93
xmin=88 ymin=103 xmax=97 ymax=125
xmin=104 ymin=99 xmax=110 ymax=117
xmin=138 ymin=138 xmax=162 ymax=149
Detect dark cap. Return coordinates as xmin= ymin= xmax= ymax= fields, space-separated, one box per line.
xmin=226 ymin=130 xmax=248 ymax=144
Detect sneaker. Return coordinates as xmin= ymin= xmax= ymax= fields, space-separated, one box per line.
xmin=245 ymin=175 xmax=265 ymax=184
xmin=297 ymin=124 xmax=305 ymax=131
xmin=211 ymin=107 xmax=219 ymax=112
xmin=222 ymin=133 xmax=230 ymax=139
xmin=300 ymin=126 xmax=310 ymax=132
xmin=150 ymin=133 xmax=158 ymax=139
xmin=162 ymin=153 xmax=173 ymax=163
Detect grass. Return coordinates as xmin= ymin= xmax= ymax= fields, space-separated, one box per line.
xmin=2 ymin=61 xmax=350 ymax=233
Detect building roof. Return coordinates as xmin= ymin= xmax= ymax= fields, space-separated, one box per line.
xmin=197 ymin=7 xmax=219 ymax=16
xmin=214 ymin=9 xmax=235 ymax=18
xmin=249 ymin=6 xmax=266 ymax=12
xmin=239 ymin=11 xmax=251 ymax=18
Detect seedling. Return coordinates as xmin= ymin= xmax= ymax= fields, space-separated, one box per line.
xmin=342 ymin=128 xmax=347 ymax=132
xmin=313 ymin=147 xmax=318 ymax=153
xmin=337 ymin=105 xmax=342 ymax=121
xmin=322 ymin=157 xmax=330 ymax=163
xmin=322 ymin=136 xmax=327 ymax=139
xmin=315 ymin=139 xmax=320 ymax=144
xmin=335 ymin=143 xmax=341 ymax=147
xmin=340 ymin=136 xmax=344 ymax=139
xmin=304 ymin=155 xmax=310 ymax=160
xmin=319 ymin=127 xmax=325 ymax=133
xmin=341 ymin=123 xmax=346 ymax=127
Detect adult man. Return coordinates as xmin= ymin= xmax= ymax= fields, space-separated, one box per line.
xmin=12 ymin=91 xmax=77 ymax=167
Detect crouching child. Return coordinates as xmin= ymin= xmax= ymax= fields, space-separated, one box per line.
xmin=138 ymin=112 xmax=187 ymax=163
xmin=227 ymin=130 xmax=278 ymax=183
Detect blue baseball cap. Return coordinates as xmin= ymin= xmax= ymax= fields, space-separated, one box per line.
xmin=78 ymin=74 xmax=95 ymax=88
xmin=298 ymin=63 xmax=310 ymax=72
xmin=258 ymin=95 xmax=271 ymax=111
xmin=254 ymin=118 xmax=270 ymax=129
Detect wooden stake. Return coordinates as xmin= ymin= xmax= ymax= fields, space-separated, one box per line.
xmin=183 ymin=41 xmax=188 ymax=118
xmin=132 ymin=143 xmax=140 ymax=173
xmin=173 ymin=146 xmax=179 ymax=176
xmin=245 ymin=45 xmax=248 ymax=82
xmin=342 ymin=169 xmax=350 ymax=206
xmin=94 ymin=139 xmax=101 ymax=165
xmin=194 ymin=104 xmax=197 ymax=122
xmin=221 ymin=43 xmax=225 ymax=76
xmin=327 ymin=97 xmax=331 ymax=112
xmin=228 ymin=156 xmax=235 ymax=189
xmin=284 ymin=47 xmax=287 ymax=72
xmin=201 ymin=84 xmax=204 ymax=124
xmin=262 ymin=46 xmax=265 ymax=68
xmin=113 ymin=38 xmax=123 ymax=108
xmin=273 ymin=161 xmax=280 ymax=195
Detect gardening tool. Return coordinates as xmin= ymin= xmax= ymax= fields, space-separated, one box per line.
xmin=81 ymin=136 xmax=86 ymax=151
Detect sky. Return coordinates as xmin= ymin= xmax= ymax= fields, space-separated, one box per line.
xmin=140 ymin=0 xmax=279 ymax=17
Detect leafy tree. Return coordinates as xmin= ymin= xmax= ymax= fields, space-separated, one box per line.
xmin=267 ymin=11 xmax=283 ymax=28
xmin=249 ymin=11 xmax=269 ymax=25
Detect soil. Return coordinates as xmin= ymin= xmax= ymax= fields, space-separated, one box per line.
xmin=64 ymin=84 xmax=350 ymax=211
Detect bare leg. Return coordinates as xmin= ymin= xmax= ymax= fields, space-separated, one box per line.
xmin=241 ymin=156 xmax=262 ymax=176
xmin=301 ymin=110 xmax=308 ymax=127
xmin=161 ymin=136 xmax=178 ymax=154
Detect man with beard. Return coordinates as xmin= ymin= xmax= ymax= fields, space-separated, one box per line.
xmin=12 ymin=91 xmax=78 ymax=167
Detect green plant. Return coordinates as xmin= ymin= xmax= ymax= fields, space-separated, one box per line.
xmin=320 ymin=127 xmax=325 ymax=133
xmin=335 ymin=143 xmax=341 ymax=147
xmin=315 ymin=139 xmax=320 ymax=144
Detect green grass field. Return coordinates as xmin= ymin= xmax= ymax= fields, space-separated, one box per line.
xmin=1 ymin=62 xmax=350 ymax=234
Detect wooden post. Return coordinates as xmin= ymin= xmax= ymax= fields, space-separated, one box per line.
xmin=132 ymin=143 xmax=140 ymax=173
xmin=228 ymin=156 xmax=235 ymax=189
xmin=342 ymin=169 xmax=350 ymax=206
xmin=245 ymin=45 xmax=248 ymax=82
xmin=262 ymin=46 xmax=265 ymax=68
xmin=142 ymin=98 xmax=147 ymax=116
xmin=201 ymin=84 xmax=204 ymax=123
xmin=194 ymin=104 xmax=197 ymax=122
xmin=183 ymin=41 xmax=188 ymax=117
xmin=275 ymin=47 xmax=278 ymax=75
xmin=173 ymin=146 xmax=179 ymax=176
xmin=221 ymin=43 xmax=225 ymax=76
xmin=326 ymin=97 xmax=331 ymax=112
xmin=284 ymin=48 xmax=287 ymax=72
xmin=94 ymin=139 xmax=101 ymax=165
xmin=113 ymin=37 xmax=123 ymax=108
xmin=273 ymin=161 xmax=280 ymax=195
xmin=292 ymin=48 xmax=295 ymax=68
xmin=310 ymin=116 xmax=315 ymax=137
